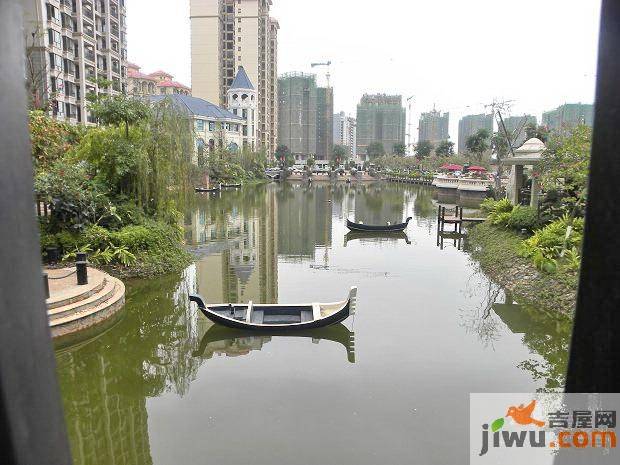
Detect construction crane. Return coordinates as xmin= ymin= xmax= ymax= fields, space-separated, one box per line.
xmin=311 ymin=61 xmax=332 ymax=87
xmin=406 ymin=96 xmax=415 ymax=156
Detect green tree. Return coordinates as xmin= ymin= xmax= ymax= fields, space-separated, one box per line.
xmin=465 ymin=129 xmax=491 ymax=161
xmin=435 ymin=140 xmax=455 ymax=157
xmin=306 ymin=156 xmax=315 ymax=171
xmin=89 ymin=94 xmax=151 ymax=138
xmin=367 ymin=142 xmax=385 ymax=159
xmin=525 ymin=123 xmax=550 ymax=143
xmin=393 ymin=143 xmax=407 ymax=156
xmin=541 ymin=125 xmax=592 ymax=197
xmin=415 ymin=140 xmax=433 ymax=159
xmin=333 ymin=145 xmax=348 ymax=165
xmin=275 ymin=144 xmax=294 ymax=167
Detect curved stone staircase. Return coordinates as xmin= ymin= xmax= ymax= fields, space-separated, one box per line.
xmin=46 ymin=267 xmax=125 ymax=339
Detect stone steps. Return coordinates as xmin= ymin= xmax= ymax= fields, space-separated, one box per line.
xmin=46 ymin=267 xmax=106 ymax=310
xmin=45 ymin=269 xmax=126 ymax=339
xmin=48 ymin=277 xmax=116 ymax=320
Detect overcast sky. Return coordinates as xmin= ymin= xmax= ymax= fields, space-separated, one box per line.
xmin=127 ymin=0 xmax=601 ymax=143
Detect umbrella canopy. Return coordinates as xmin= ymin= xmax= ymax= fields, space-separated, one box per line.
xmin=440 ymin=163 xmax=463 ymax=171
xmin=467 ymin=166 xmax=487 ymax=172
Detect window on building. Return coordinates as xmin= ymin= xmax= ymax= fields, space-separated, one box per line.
xmin=196 ymin=120 xmax=205 ymax=131
xmin=209 ymin=121 xmax=216 ymax=131
xmin=47 ymin=29 xmax=62 ymax=48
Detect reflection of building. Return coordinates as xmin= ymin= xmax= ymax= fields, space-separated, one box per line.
xmin=188 ymin=186 xmax=278 ymax=303
xmin=418 ymin=109 xmax=450 ymax=149
xmin=277 ymin=184 xmax=333 ymax=261
xmin=190 ymin=0 xmax=279 ymax=156
xmin=353 ymin=185 xmax=405 ymax=225
xmin=128 ymin=63 xmax=191 ymax=96
xmin=542 ymin=103 xmax=593 ymax=133
xmin=356 ymin=94 xmax=406 ymax=160
xmin=198 ymin=335 xmax=272 ymax=359
xmin=458 ymin=114 xmax=492 ymax=154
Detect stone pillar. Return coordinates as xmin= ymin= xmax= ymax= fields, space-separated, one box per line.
xmin=509 ymin=165 xmax=524 ymax=205
xmin=530 ymin=175 xmax=540 ymax=208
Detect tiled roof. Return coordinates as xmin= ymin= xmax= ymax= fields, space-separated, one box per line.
xmin=127 ymin=69 xmax=157 ymax=80
xmin=149 ymin=70 xmax=173 ymax=77
xmin=230 ymin=66 xmax=254 ymax=90
xmin=149 ymin=95 xmax=243 ymax=121
xmin=157 ymin=80 xmax=190 ymax=90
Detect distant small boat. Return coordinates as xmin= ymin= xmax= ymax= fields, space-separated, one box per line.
xmin=221 ymin=183 xmax=242 ymax=188
xmin=189 ymin=287 xmax=357 ymax=331
xmin=344 ymin=231 xmax=411 ymax=246
xmin=195 ymin=184 xmax=221 ymax=193
xmin=346 ymin=217 xmax=412 ymax=232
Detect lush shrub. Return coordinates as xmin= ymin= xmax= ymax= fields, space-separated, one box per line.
xmin=481 ymin=198 xmax=513 ymax=214
xmin=506 ymin=206 xmax=540 ymax=231
xmin=35 ymin=159 xmax=110 ymax=232
xmin=519 ymin=215 xmax=584 ymax=273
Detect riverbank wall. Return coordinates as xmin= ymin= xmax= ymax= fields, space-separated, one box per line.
xmin=466 ymin=223 xmax=578 ymax=315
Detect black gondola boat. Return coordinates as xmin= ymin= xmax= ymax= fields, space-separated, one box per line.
xmin=189 ymin=287 xmax=357 ymax=331
xmin=195 ymin=184 xmax=221 ymax=193
xmin=346 ymin=217 xmax=412 ymax=232
xmin=221 ymin=183 xmax=242 ymax=188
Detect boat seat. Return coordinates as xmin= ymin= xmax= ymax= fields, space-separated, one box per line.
xmin=246 ymin=301 xmax=253 ymax=323
xmin=312 ymin=303 xmax=321 ymax=321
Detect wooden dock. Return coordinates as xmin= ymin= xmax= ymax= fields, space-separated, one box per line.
xmin=437 ymin=206 xmax=485 ymax=234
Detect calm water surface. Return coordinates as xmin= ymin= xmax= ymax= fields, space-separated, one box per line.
xmin=55 ymin=183 xmax=571 ymax=465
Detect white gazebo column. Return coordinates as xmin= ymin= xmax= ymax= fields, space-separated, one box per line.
xmin=509 ymin=165 xmax=524 ymax=205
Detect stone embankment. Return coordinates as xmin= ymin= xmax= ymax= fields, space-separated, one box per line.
xmin=46 ymin=267 xmax=125 ymax=339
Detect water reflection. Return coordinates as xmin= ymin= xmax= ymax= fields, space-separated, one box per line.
xmin=493 ymin=297 xmax=571 ymax=390
xmin=344 ymin=230 xmax=411 ymax=246
xmin=193 ymin=323 xmax=356 ymax=363
xmin=55 ymin=183 xmax=572 ymax=465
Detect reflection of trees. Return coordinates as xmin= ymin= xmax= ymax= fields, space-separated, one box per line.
xmin=501 ymin=305 xmax=571 ymax=390
xmin=460 ymin=270 xmax=570 ymax=390
xmin=55 ymin=269 xmax=202 ymax=465
xmin=460 ymin=275 xmax=503 ymax=348
xmin=413 ymin=185 xmax=435 ymax=219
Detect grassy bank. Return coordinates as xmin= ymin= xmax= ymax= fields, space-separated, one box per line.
xmin=466 ymin=222 xmax=578 ymax=315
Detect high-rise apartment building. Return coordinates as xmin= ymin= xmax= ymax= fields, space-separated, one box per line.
xmin=22 ymin=0 xmax=129 ymax=124
xmin=418 ymin=109 xmax=450 ymax=146
xmin=333 ymin=112 xmax=357 ymax=160
xmin=458 ymin=114 xmax=493 ymax=154
xmin=356 ymin=94 xmax=406 ymax=161
xmin=190 ymin=0 xmax=278 ymax=156
xmin=316 ymin=87 xmax=334 ymax=160
xmin=502 ymin=115 xmax=537 ymax=148
xmin=277 ymin=72 xmax=317 ymax=160
xmin=542 ymin=103 xmax=594 ymax=133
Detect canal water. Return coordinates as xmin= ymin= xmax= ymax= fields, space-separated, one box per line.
xmin=55 ymin=182 xmax=572 ymax=465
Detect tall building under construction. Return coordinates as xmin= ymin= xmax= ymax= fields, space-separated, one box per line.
xmin=356 ymin=94 xmax=406 ymax=161
xmin=277 ymin=72 xmax=333 ymax=163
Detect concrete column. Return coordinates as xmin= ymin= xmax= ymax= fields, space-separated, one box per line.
xmin=509 ymin=165 xmax=524 ymax=205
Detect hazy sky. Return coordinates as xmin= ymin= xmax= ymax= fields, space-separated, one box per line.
xmin=127 ymin=0 xmax=601 ymax=143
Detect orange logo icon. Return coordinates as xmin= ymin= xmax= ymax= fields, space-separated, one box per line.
xmin=506 ymin=400 xmax=545 ymax=428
